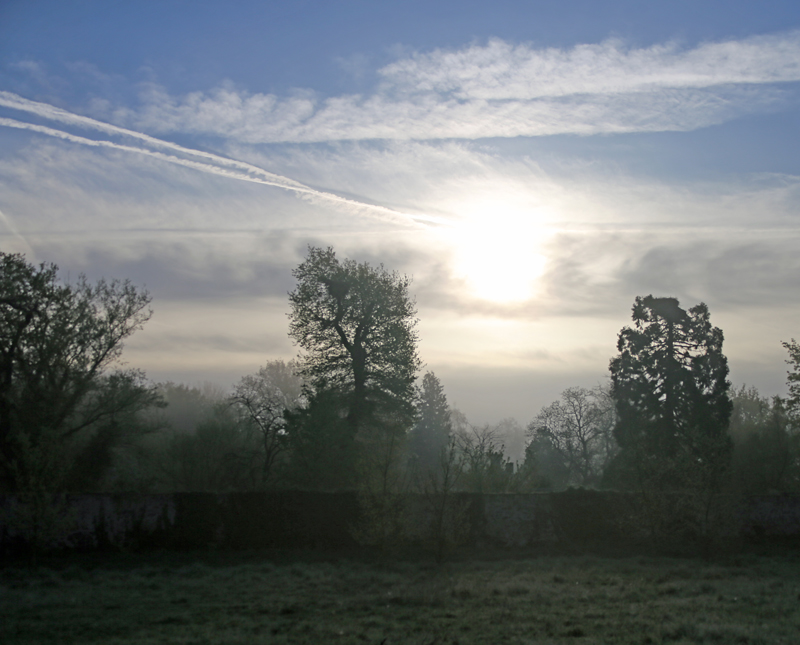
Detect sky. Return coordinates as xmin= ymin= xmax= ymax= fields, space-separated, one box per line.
xmin=2 ymin=1 xmax=800 ymax=425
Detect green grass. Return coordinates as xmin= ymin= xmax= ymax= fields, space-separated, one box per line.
xmin=2 ymin=551 xmax=799 ymax=644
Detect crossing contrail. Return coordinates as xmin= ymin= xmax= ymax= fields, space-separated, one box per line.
xmin=0 ymin=92 xmax=443 ymax=226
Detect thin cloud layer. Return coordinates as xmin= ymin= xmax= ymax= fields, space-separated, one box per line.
xmin=119 ymin=33 xmax=800 ymax=142
xmin=380 ymin=33 xmax=800 ymax=99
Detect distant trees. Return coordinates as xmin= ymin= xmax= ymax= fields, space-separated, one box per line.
xmin=527 ymin=386 xmax=616 ymax=487
xmin=782 ymin=339 xmax=800 ymax=423
xmin=608 ymin=296 xmax=733 ymax=490
xmin=457 ymin=424 xmax=516 ymax=493
xmin=724 ymin=341 xmax=800 ymax=495
xmin=728 ymin=385 xmax=799 ymax=494
xmin=230 ymin=360 xmax=303 ymax=485
xmin=409 ymin=371 xmax=452 ymax=476
xmin=16 ymin=241 xmax=800 ymax=511
xmin=0 ymin=253 xmax=159 ymax=492
xmin=156 ymin=400 xmax=256 ymax=492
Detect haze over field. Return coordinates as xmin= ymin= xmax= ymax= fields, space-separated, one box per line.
xmin=2 ymin=1 xmax=800 ymax=423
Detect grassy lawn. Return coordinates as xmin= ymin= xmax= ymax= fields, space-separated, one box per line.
xmin=1 ymin=550 xmax=799 ymax=644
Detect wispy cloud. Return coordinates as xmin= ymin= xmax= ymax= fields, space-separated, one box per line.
xmin=116 ymin=32 xmax=800 ymax=142
xmin=380 ymin=33 xmax=800 ymax=99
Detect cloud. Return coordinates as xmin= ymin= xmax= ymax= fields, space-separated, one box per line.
xmin=379 ymin=33 xmax=800 ymax=99
xmin=114 ymin=32 xmax=800 ymax=142
xmin=4 ymin=116 xmax=800 ymax=327
xmin=538 ymin=229 xmax=800 ymax=318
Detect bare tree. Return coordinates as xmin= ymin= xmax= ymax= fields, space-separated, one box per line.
xmin=528 ymin=386 xmax=615 ymax=487
xmin=230 ymin=360 xmax=303 ymax=485
xmin=420 ymin=434 xmax=468 ymax=562
xmin=457 ymin=424 xmax=515 ymax=493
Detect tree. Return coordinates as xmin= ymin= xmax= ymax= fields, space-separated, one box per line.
xmin=609 ymin=296 xmax=732 ymax=485
xmin=527 ymin=386 xmax=616 ymax=487
xmin=783 ymin=339 xmax=800 ymax=424
xmin=156 ymin=402 xmax=260 ymax=492
xmin=230 ymin=360 xmax=303 ymax=486
xmin=457 ymin=424 xmax=515 ymax=493
xmin=607 ymin=296 xmax=733 ymax=546
xmin=0 ymin=253 xmax=157 ymax=492
xmin=409 ymin=371 xmax=452 ymax=476
xmin=283 ymin=387 xmax=357 ymax=490
xmin=729 ymin=385 xmax=799 ymax=494
xmin=520 ymin=435 xmax=571 ymax=490
xmin=288 ymin=246 xmax=421 ymax=437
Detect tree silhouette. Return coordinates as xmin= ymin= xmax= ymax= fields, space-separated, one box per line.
xmin=231 ymin=360 xmax=303 ymax=485
xmin=782 ymin=339 xmax=800 ymax=423
xmin=528 ymin=386 xmax=616 ymax=487
xmin=0 ymin=252 xmax=157 ymax=492
xmin=608 ymin=295 xmax=732 ymax=490
xmin=288 ymin=246 xmax=421 ymax=436
xmin=409 ymin=371 xmax=452 ymax=476
xmin=729 ymin=385 xmax=799 ymax=494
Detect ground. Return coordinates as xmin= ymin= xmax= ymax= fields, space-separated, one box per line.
xmin=1 ymin=550 xmax=799 ymax=644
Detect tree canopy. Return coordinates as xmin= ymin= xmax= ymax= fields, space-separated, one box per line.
xmin=608 ymin=295 xmax=732 ymax=488
xmin=288 ymin=246 xmax=421 ymax=435
xmin=0 ymin=253 xmax=157 ymax=491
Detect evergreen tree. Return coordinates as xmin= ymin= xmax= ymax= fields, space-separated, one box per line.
xmin=608 ymin=295 xmax=732 ymax=489
xmin=409 ymin=372 xmax=452 ymax=475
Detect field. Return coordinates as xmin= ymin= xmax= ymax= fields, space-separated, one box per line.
xmin=2 ymin=550 xmax=799 ymax=644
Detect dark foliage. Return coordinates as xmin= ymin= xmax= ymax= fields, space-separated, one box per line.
xmin=408 ymin=371 xmax=452 ymax=476
xmin=608 ymin=295 xmax=733 ymax=490
xmin=288 ymin=246 xmax=421 ymax=436
xmin=729 ymin=385 xmax=800 ymax=494
xmin=284 ymin=385 xmax=358 ymax=491
xmin=0 ymin=253 xmax=159 ymax=492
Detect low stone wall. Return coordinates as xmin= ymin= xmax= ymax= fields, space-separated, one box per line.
xmin=1 ymin=490 xmax=799 ymax=555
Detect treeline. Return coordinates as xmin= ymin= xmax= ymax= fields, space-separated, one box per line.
xmin=2 ymin=249 xmax=800 ymax=507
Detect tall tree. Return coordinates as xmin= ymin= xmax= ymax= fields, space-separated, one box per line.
xmin=0 ymin=253 xmax=157 ymax=491
xmin=288 ymin=246 xmax=421 ymax=436
xmin=608 ymin=295 xmax=732 ymax=489
xmin=409 ymin=371 xmax=452 ymax=475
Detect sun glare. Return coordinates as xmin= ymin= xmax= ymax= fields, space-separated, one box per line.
xmin=445 ymin=200 xmax=551 ymax=303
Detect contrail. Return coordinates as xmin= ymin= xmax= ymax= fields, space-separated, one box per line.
xmin=0 ymin=91 xmax=306 ymax=189
xmin=0 ymin=92 xmax=444 ymax=226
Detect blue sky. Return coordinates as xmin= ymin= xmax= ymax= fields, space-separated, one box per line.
xmin=2 ymin=1 xmax=800 ymax=425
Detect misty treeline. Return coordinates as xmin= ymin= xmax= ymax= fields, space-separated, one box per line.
xmin=2 ymin=248 xmax=800 ymax=505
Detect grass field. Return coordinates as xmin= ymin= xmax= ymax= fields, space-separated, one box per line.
xmin=2 ymin=550 xmax=799 ymax=644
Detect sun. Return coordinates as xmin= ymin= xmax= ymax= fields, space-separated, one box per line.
xmin=445 ymin=200 xmax=551 ymax=303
